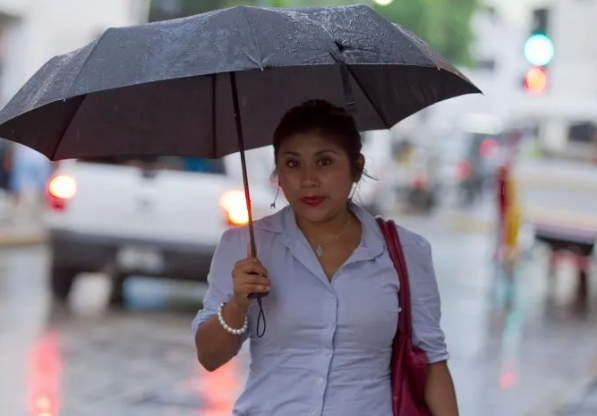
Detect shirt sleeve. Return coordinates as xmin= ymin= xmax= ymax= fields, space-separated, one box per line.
xmin=407 ymin=235 xmax=449 ymax=364
xmin=191 ymin=227 xmax=250 ymax=346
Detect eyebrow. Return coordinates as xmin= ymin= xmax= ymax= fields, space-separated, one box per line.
xmin=281 ymin=149 xmax=341 ymax=156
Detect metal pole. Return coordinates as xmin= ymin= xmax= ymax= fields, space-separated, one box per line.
xmin=230 ymin=72 xmax=268 ymax=303
xmin=230 ymin=72 xmax=257 ymax=258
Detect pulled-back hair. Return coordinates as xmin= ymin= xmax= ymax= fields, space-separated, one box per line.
xmin=273 ymin=100 xmax=364 ymax=182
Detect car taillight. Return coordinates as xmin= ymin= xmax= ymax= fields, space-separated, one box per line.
xmin=456 ymin=161 xmax=472 ymax=180
xmin=480 ymin=138 xmax=499 ymax=159
xmin=47 ymin=175 xmax=77 ymax=210
xmin=220 ymin=190 xmax=249 ymax=226
xmin=48 ymin=175 xmax=77 ymax=199
xmin=411 ymin=173 xmax=427 ymax=189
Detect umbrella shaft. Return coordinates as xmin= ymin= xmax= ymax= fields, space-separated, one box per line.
xmin=230 ymin=72 xmax=257 ymax=257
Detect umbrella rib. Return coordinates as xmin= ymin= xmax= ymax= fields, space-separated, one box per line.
xmin=49 ymin=95 xmax=88 ymax=160
xmin=344 ymin=65 xmax=390 ymax=127
xmin=240 ymin=7 xmax=263 ymax=69
xmin=66 ymin=31 xmax=109 ymax=97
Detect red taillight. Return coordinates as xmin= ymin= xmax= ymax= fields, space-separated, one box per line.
xmin=48 ymin=175 xmax=77 ymax=199
xmin=47 ymin=175 xmax=76 ymax=211
xmin=411 ymin=173 xmax=427 ymax=189
xmin=480 ymin=138 xmax=498 ymax=159
xmin=456 ymin=161 xmax=472 ymax=180
xmin=220 ymin=190 xmax=249 ymax=226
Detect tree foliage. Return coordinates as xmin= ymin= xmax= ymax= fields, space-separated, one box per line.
xmin=373 ymin=0 xmax=478 ymax=65
xmin=149 ymin=0 xmax=478 ymax=65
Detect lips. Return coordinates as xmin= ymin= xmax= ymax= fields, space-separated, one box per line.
xmin=300 ymin=196 xmax=325 ymax=207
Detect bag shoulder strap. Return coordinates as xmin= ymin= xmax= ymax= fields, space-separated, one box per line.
xmin=376 ymin=217 xmax=413 ymax=337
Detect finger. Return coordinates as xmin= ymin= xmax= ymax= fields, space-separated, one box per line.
xmin=237 ymin=274 xmax=271 ymax=287
xmin=248 ymin=263 xmax=269 ymax=277
xmin=234 ymin=258 xmax=252 ymax=270
xmin=234 ymin=257 xmax=259 ymax=272
xmin=240 ymin=284 xmax=270 ymax=296
xmin=237 ymin=261 xmax=268 ymax=277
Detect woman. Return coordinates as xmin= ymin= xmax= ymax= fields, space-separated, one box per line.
xmin=193 ymin=100 xmax=459 ymax=415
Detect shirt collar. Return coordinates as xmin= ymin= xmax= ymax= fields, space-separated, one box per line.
xmin=255 ymin=202 xmax=385 ymax=261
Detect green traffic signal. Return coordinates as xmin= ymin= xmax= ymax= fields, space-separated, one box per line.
xmin=524 ymin=33 xmax=554 ymax=66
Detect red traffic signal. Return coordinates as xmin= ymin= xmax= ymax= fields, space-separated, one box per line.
xmin=524 ymin=66 xmax=548 ymax=95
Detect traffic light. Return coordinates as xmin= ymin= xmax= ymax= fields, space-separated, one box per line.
xmin=524 ymin=34 xmax=554 ymax=67
xmin=523 ymin=66 xmax=548 ymax=95
xmin=523 ymin=8 xmax=553 ymax=95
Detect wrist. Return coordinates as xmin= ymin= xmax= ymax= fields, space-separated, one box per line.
xmin=217 ymin=301 xmax=249 ymax=336
xmin=229 ymin=297 xmax=249 ymax=315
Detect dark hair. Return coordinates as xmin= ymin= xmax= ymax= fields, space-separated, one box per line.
xmin=273 ymin=100 xmax=364 ymax=182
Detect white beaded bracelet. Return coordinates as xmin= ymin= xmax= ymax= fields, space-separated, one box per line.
xmin=217 ymin=302 xmax=248 ymax=335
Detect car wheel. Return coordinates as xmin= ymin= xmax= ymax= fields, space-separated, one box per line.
xmin=50 ymin=267 xmax=78 ymax=302
xmin=108 ymin=273 xmax=128 ymax=308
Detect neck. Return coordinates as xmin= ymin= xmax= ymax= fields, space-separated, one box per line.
xmin=296 ymin=206 xmax=353 ymax=242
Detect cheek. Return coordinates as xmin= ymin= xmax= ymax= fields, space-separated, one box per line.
xmin=321 ymin=167 xmax=354 ymax=190
xmin=277 ymin=170 xmax=299 ymax=191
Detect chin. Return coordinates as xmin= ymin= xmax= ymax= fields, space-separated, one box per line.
xmin=292 ymin=203 xmax=339 ymax=224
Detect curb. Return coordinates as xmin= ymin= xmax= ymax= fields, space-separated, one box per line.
xmin=445 ymin=213 xmax=494 ymax=234
xmin=518 ymin=176 xmax=597 ymax=195
xmin=0 ymin=230 xmax=47 ymax=247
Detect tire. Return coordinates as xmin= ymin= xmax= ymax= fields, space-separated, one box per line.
xmin=50 ymin=267 xmax=78 ymax=302
xmin=108 ymin=273 xmax=128 ymax=308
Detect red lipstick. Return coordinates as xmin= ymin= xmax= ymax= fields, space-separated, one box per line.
xmin=300 ymin=196 xmax=324 ymax=207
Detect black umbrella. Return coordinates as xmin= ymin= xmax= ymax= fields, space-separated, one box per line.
xmin=0 ymin=4 xmax=480 ymax=257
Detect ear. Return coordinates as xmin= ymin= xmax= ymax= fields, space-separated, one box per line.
xmin=354 ymin=154 xmax=365 ymax=182
xmin=270 ymin=169 xmax=281 ymax=188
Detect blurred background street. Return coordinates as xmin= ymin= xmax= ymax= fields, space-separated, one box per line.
xmin=0 ymin=0 xmax=596 ymax=416
xmin=1 ymin=185 xmax=597 ymax=416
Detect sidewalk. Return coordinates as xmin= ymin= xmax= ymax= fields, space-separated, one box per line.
xmin=561 ymin=382 xmax=597 ymax=416
xmin=0 ymin=225 xmax=46 ymax=247
xmin=527 ymin=367 xmax=597 ymax=416
xmin=443 ymin=196 xmax=496 ymax=234
xmin=0 ymin=204 xmax=47 ymax=247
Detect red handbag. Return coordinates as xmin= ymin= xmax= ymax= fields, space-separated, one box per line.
xmin=376 ymin=218 xmax=431 ymax=416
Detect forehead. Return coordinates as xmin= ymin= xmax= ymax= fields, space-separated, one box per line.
xmin=278 ymin=132 xmax=344 ymax=154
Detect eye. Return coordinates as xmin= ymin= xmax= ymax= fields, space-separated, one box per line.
xmin=317 ymin=157 xmax=332 ymax=166
xmin=286 ymin=159 xmax=299 ymax=168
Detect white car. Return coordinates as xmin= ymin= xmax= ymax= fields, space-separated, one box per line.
xmin=44 ymin=152 xmax=278 ymax=305
xmin=354 ymin=129 xmax=397 ymax=216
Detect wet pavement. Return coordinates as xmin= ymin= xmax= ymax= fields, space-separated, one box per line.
xmin=1 ymin=207 xmax=596 ymax=416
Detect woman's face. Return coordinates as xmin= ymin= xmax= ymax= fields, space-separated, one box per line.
xmin=276 ymin=131 xmax=361 ymax=224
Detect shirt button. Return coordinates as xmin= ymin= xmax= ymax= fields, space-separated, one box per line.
xmin=324 ymin=350 xmax=332 ymax=357
xmin=315 ymin=377 xmax=325 ymax=386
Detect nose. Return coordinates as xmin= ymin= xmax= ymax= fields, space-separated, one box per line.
xmin=299 ymin=165 xmax=319 ymax=187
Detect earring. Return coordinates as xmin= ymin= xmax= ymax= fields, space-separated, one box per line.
xmin=270 ymin=187 xmax=281 ymax=209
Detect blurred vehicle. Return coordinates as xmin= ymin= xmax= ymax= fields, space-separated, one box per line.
xmin=45 ymin=154 xmax=277 ymax=304
xmin=392 ymin=142 xmax=440 ymax=213
xmin=354 ymin=129 xmax=397 ymax=216
xmin=513 ymin=158 xmax=597 ymax=300
xmin=0 ymin=139 xmax=12 ymax=194
xmin=437 ymin=130 xmax=508 ymax=206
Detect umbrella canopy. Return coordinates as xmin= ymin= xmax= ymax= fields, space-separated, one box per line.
xmin=0 ymin=4 xmax=480 ymax=161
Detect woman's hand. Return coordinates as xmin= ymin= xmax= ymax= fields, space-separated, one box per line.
xmin=230 ymin=249 xmax=271 ymax=311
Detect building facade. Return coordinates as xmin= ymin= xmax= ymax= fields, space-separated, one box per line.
xmin=0 ymin=0 xmax=149 ymax=107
